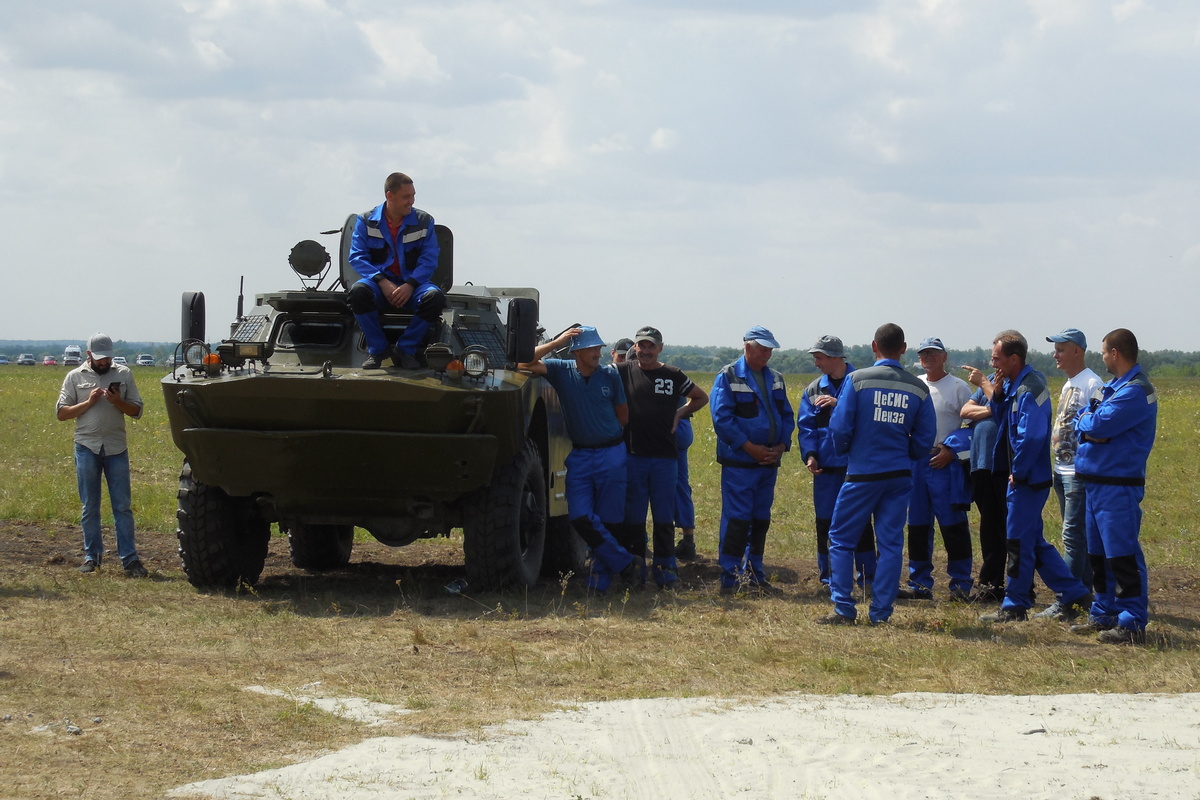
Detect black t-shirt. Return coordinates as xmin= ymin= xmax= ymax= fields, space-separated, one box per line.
xmin=618 ymin=361 xmax=696 ymax=458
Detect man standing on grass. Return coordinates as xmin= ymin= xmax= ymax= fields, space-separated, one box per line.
xmin=616 ymin=326 xmax=708 ymax=588
xmin=521 ymin=326 xmax=638 ymax=593
xmin=1035 ymin=328 xmax=1105 ymax=620
xmin=818 ymin=323 xmax=935 ymax=626
xmin=56 ymin=332 xmax=148 ymax=577
xmin=900 ymin=337 xmax=974 ymax=601
xmin=1071 ymin=328 xmax=1157 ymax=645
xmin=980 ymin=330 xmax=1091 ymax=624
xmin=797 ymin=335 xmax=876 ymax=593
xmin=709 ymin=326 xmax=794 ymax=595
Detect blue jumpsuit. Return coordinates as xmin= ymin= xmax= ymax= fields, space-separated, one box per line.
xmin=826 ymin=359 xmax=936 ymax=623
xmin=347 ymin=203 xmax=444 ymax=358
xmin=990 ymin=365 xmax=1090 ymax=612
xmin=1075 ymin=365 xmax=1157 ymax=632
xmin=797 ymin=365 xmax=877 ymax=588
xmin=674 ymin=414 xmax=695 ymax=529
xmin=710 ymin=358 xmax=795 ymax=589
xmin=542 ymin=359 xmax=635 ymax=592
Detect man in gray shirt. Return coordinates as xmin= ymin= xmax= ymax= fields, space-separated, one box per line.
xmin=56 ymin=333 xmax=147 ymax=576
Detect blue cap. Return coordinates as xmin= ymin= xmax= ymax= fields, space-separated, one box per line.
xmin=569 ymin=326 xmax=606 ymax=352
xmin=1046 ymin=328 xmax=1087 ymax=349
xmin=744 ymin=326 xmax=780 ymax=349
xmin=917 ymin=337 xmax=945 ymax=352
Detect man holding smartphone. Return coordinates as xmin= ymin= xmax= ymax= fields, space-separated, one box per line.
xmin=56 ymin=332 xmax=147 ymax=577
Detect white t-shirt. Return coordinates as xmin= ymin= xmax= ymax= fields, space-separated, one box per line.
xmin=1052 ymin=367 xmax=1105 ymax=475
xmin=921 ymin=372 xmax=974 ymax=446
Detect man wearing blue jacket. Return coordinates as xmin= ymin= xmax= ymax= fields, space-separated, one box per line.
xmin=797 ymin=335 xmax=876 ymax=592
xmin=710 ymin=326 xmax=795 ymax=594
xmin=1072 ymin=328 xmax=1157 ymax=644
xmin=981 ymin=330 xmax=1091 ymax=623
xmin=347 ymin=172 xmax=446 ymax=370
xmin=818 ymin=323 xmax=936 ymax=625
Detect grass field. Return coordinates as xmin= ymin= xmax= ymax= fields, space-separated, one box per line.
xmin=1 ymin=365 xmax=1197 ymax=799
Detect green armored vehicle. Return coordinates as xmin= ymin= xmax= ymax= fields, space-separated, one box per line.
xmin=162 ymin=218 xmax=584 ymax=590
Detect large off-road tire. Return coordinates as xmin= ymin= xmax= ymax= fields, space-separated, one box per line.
xmin=541 ymin=515 xmax=589 ymax=579
xmin=462 ymin=441 xmax=547 ymax=589
xmin=176 ymin=462 xmax=271 ymax=588
xmin=285 ymin=523 xmax=354 ymax=571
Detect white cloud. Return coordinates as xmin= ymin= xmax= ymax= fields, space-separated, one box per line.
xmin=356 ymin=21 xmax=449 ymax=83
xmin=647 ymin=128 xmax=679 ymax=152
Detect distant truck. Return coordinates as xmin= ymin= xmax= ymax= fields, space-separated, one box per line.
xmin=161 ymin=217 xmax=583 ymax=591
xmin=62 ymin=345 xmax=82 ymax=367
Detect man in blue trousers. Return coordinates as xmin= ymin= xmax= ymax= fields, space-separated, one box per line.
xmin=1071 ymin=328 xmax=1157 ymax=644
xmin=981 ymin=330 xmax=1092 ymax=624
xmin=710 ymin=326 xmax=795 ymax=595
xmin=522 ymin=326 xmax=638 ymax=593
xmin=818 ymin=323 xmax=935 ymax=625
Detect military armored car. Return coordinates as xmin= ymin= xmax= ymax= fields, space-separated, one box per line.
xmin=162 ymin=216 xmax=585 ymax=590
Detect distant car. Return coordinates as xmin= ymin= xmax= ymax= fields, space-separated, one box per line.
xmin=17 ymin=353 xmax=37 ymax=366
xmin=135 ymin=354 xmax=156 ymax=367
xmin=113 ymin=356 xmax=128 ymax=366
xmin=0 ymin=355 xmax=9 ymax=365
xmin=62 ymin=345 xmax=83 ymax=367
xmin=42 ymin=356 xmax=58 ymax=366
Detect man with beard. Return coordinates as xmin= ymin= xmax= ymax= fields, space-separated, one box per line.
xmin=56 ymin=333 xmax=147 ymax=577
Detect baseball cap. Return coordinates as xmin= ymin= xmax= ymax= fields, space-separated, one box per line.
xmin=917 ymin=337 xmax=946 ymax=353
xmin=808 ymin=335 xmax=845 ymax=358
xmin=633 ymin=326 xmax=663 ymax=345
xmin=1046 ymin=328 xmax=1087 ymax=349
xmin=569 ymin=325 xmax=606 ymax=352
xmin=87 ymin=333 xmax=115 ymax=360
xmin=612 ymin=337 xmax=634 ymax=353
xmin=744 ymin=325 xmax=780 ymax=349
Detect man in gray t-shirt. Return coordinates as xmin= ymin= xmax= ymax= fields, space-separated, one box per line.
xmin=56 ymin=332 xmax=147 ymax=576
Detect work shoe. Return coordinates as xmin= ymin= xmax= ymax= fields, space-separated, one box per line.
xmin=896 ymin=586 xmax=933 ymax=600
xmin=123 ymin=559 xmax=149 ymax=578
xmin=618 ymin=558 xmax=642 ymax=587
xmin=78 ymin=559 xmax=98 ymax=574
xmin=394 ymin=350 xmax=420 ymax=370
xmin=1097 ymin=626 xmax=1146 ymax=645
xmin=948 ymin=587 xmax=973 ymax=603
xmin=362 ymin=352 xmax=385 ymax=370
xmin=655 ymin=568 xmax=680 ymax=589
xmin=816 ymin=612 xmax=855 ymax=626
xmin=1033 ymin=594 xmax=1092 ymax=622
xmin=719 ymin=584 xmax=737 ymax=597
xmin=674 ymin=536 xmax=697 ymax=561
xmin=971 ymin=586 xmax=1004 ymax=603
xmin=1069 ymin=617 xmax=1116 ymax=635
xmin=750 ymin=580 xmax=784 ymax=597
xmin=979 ymin=607 xmax=1028 ymax=623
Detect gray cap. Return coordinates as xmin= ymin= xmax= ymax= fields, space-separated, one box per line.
xmin=87 ymin=332 xmax=115 ymax=359
xmin=808 ymin=335 xmax=845 ymax=358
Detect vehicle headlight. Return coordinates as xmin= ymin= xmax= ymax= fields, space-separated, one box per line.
xmin=183 ymin=340 xmax=210 ymax=368
xmin=462 ymin=346 xmax=488 ymax=377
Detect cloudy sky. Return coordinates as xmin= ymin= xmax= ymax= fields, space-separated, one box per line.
xmin=2 ymin=0 xmax=1197 ymax=353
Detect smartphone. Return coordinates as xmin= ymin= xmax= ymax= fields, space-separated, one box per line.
xmin=108 ymin=381 xmax=121 ymax=393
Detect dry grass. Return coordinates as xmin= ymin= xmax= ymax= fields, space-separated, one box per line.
xmin=1 ymin=368 xmax=1198 ymax=799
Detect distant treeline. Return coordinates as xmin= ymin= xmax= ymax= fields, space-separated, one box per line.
xmin=0 ymin=340 xmax=181 ymax=361
xmin=659 ymin=344 xmax=1200 ymax=378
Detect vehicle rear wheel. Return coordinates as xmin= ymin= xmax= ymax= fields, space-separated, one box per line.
xmin=176 ymin=462 xmax=270 ymax=588
xmin=286 ymin=523 xmax=354 ymax=571
xmin=541 ymin=515 xmax=589 ymax=579
xmin=463 ymin=441 xmax=547 ymax=589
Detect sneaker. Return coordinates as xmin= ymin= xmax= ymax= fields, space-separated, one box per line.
xmin=123 ymin=559 xmax=149 ymax=578
xmin=1069 ymin=618 xmax=1116 ymax=635
xmin=816 ymin=612 xmax=855 ymax=626
xmin=979 ymin=607 xmax=1028 ymax=623
xmin=78 ymin=559 xmax=98 ymax=574
xmin=1097 ymin=626 xmax=1146 ymax=645
xmin=674 ymin=536 xmax=697 ymax=561
xmin=896 ymin=586 xmax=933 ymax=600
xmin=1033 ymin=594 xmax=1092 ymax=622
xmin=362 ymin=352 xmax=384 ymax=370
xmin=394 ymin=350 xmax=420 ymax=370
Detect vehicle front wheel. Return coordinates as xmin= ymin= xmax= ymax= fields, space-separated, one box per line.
xmin=176 ymin=462 xmax=270 ymax=588
xmin=462 ymin=441 xmax=547 ymax=589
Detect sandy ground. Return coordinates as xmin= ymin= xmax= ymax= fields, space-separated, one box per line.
xmin=171 ymin=690 xmax=1200 ymax=800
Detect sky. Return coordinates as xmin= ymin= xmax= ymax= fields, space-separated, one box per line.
xmin=2 ymin=0 xmax=1198 ymax=353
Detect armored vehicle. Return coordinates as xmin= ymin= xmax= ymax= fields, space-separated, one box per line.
xmin=162 ymin=217 xmax=585 ymax=590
